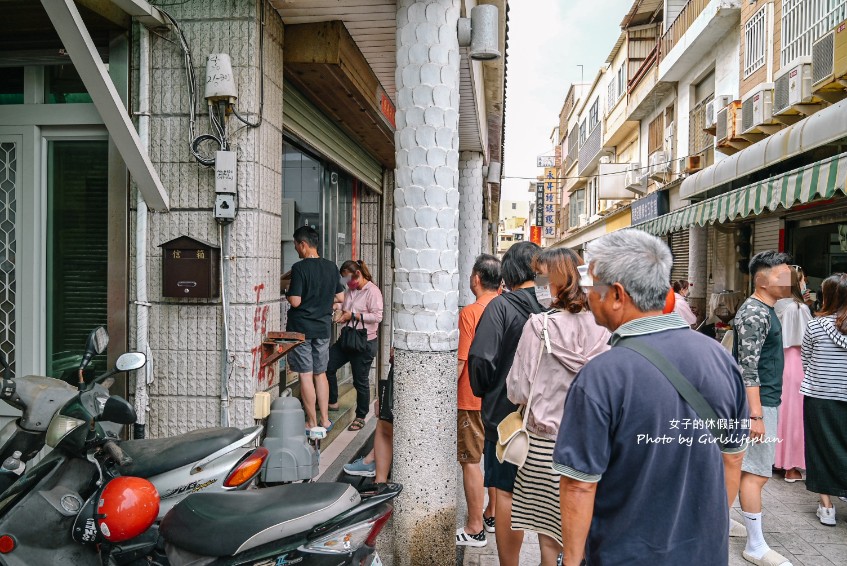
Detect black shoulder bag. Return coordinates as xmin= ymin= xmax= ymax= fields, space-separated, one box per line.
xmin=617 ymin=338 xmax=728 ymax=450
xmin=338 ymin=315 xmax=368 ymax=353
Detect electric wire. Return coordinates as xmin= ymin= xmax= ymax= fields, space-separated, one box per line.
xmin=230 ymin=0 xmax=266 ymax=130
xmin=159 ymin=8 xmax=218 ymax=167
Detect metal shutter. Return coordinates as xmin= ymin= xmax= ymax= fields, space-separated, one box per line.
xmin=283 ymin=81 xmax=383 ymax=193
xmin=753 ymin=218 xmax=782 ymax=254
xmin=669 ymin=230 xmax=690 ymax=281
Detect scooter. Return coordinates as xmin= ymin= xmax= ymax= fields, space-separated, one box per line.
xmin=0 ymin=353 xmax=400 ymax=566
xmin=0 ymin=327 xmax=267 ymax=518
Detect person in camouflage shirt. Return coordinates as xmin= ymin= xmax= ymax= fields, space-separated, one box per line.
xmin=731 ymin=251 xmax=792 ymax=566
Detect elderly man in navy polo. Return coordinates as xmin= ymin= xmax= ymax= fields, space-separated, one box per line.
xmin=553 ymin=229 xmax=748 ymax=566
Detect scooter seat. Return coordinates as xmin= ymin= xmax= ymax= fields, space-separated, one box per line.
xmin=160 ymin=482 xmax=361 ymax=557
xmin=117 ymin=427 xmax=244 ymax=478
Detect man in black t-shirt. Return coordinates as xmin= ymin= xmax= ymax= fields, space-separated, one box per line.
xmin=286 ymin=226 xmax=345 ymax=430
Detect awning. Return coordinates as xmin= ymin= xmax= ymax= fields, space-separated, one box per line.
xmin=681 ymin=97 xmax=847 ymax=200
xmin=638 ymin=152 xmax=847 ymax=235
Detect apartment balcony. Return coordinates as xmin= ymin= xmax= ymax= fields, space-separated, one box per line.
xmin=658 ymin=0 xmax=742 ymax=82
xmin=625 ymin=57 xmax=676 ymax=122
xmin=578 ymin=124 xmax=604 ymax=176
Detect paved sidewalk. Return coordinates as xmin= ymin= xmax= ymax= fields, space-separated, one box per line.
xmin=462 ymin=471 xmax=847 ymax=565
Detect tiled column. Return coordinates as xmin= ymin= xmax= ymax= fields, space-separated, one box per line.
xmin=392 ymin=0 xmax=461 ymax=563
xmin=458 ymin=151 xmax=483 ymax=307
xmin=688 ymin=225 xmax=708 ymax=322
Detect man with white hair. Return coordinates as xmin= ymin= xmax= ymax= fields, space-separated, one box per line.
xmin=554 ymin=229 xmax=748 ymax=566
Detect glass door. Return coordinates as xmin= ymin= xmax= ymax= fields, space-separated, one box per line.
xmin=46 ymin=140 xmax=109 ymax=379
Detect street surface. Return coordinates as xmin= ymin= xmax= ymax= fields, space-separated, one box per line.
xmin=462 ymin=471 xmax=847 ymax=565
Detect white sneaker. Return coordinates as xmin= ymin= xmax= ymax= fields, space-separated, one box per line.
xmin=817 ymin=505 xmax=836 ymax=526
xmin=456 ymin=527 xmax=487 ymax=547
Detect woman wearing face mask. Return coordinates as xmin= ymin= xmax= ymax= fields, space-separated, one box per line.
xmin=326 ymin=259 xmax=384 ymax=431
xmin=505 ymin=248 xmax=611 ymax=566
xmin=672 ymin=280 xmax=697 ymax=327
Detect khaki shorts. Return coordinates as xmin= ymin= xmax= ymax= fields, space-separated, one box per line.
xmin=457 ymin=410 xmax=485 ymax=464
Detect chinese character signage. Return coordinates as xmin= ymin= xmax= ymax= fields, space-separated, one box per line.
xmin=537 ymin=155 xmax=556 ymax=168
xmin=530 ymin=225 xmax=542 ymax=245
xmin=535 ymin=183 xmax=544 ymax=226
xmin=543 ymin=167 xmax=558 ymax=237
xmin=631 ymin=191 xmax=669 ymax=225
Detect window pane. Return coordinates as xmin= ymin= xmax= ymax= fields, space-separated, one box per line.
xmin=46 ymin=141 xmax=108 ymax=379
xmin=0 ymin=68 xmax=24 ymax=105
xmin=45 ymin=65 xmax=92 ymax=104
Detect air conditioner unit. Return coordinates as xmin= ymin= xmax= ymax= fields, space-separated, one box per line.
xmin=624 ymin=162 xmax=646 ymax=194
xmin=812 ymin=19 xmax=847 ymax=99
xmin=716 ymin=101 xmax=742 ymax=146
xmin=578 ymin=213 xmax=589 ymax=227
xmin=684 ymin=155 xmax=702 ymax=174
xmin=705 ymin=95 xmax=733 ymax=131
xmin=774 ymin=57 xmax=820 ymax=117
xmin=648 ymin=150 xmax=671 ymax=182
xmin=741 ymin=83 xmax=777 ymax=134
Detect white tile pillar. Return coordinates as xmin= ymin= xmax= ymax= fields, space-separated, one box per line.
xmin=688 ymin=225 xmax=708 ymax=322
xmin=391 ymin=0 xmax=461 ymax=563
xmin=458 ymin=151 xmax=483 ymax=307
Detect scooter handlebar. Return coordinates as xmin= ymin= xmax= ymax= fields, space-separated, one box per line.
xmin=103 ymin=440 xmax=133 ymax=467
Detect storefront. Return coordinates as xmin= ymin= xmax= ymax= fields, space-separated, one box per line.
xmin=0 ymin=49 xmax=129 ymax=383
xmin=785 ymin=200 xmax=847 ymax=294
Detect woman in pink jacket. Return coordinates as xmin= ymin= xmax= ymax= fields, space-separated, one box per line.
xmin=506 ymin=248 xmax=610 ymax=566
xmin=327 ymin=259 xmax=383 ymax=432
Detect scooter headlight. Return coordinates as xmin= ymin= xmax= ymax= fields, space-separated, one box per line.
xmin=45 ymin=414 xmax=86 ymax=448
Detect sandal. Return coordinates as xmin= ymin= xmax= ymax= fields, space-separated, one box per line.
xmin=348 ymin=417 xmax=366 ymax=431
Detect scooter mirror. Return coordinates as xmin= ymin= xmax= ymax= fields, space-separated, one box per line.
xmin=81 ymin=326 xmax=109 ymax=371
xmin=115 ymin=352 xmax=146 ymax=372
xmin=99 ymin=395 xmax=137 ymax=424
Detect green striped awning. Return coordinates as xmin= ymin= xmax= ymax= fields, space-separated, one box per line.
xmin=637 ymin=152 xmax=847 ymax=236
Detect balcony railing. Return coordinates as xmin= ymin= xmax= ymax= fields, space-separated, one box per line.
xmin=659 ymin=0 xmax=710 ymax=63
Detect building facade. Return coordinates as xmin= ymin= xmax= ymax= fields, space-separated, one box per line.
xmin=550 ymin=0 xmax=847 ymax=328
xmin=0 ymin=1 xmax=508 ymax=561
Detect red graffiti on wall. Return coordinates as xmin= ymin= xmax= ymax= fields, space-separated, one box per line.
xmin=250 ymin=283 xmax=275 ymax=386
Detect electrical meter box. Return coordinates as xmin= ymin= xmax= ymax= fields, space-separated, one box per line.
xmin=159 ymin=236 xmax=220 ymax=298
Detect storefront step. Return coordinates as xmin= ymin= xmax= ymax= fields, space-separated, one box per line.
xmin=323 ymin=383 xmax=359 ymax=448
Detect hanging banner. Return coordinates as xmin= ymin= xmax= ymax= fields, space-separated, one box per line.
xmin=530 ymin=225 xmax=542 ymax=245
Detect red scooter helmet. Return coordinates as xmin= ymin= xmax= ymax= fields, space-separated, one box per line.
xmin=73 ymin=476 xmax=159 ymax=544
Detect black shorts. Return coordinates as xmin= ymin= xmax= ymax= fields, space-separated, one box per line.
xmin=483 ymin=439 xmax=518 ymax=492
xmin=377 ymin=365 xmax=394 ymax=423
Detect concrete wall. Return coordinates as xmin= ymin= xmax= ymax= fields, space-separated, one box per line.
xmin=132 ymin=1 xmax=286 ymax=435
xmin=674 ymin=24 xmax=740 ymax=174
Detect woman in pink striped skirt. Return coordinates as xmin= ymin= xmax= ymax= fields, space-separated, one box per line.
xmin=774 ymin=265 xmax=812 ymax=482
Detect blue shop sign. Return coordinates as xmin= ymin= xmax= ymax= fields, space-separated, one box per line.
xmin=631 ymin=191 xmax=669 ymax=225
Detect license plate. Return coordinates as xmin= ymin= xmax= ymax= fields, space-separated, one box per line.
xmin=371 ymin=552 xmax=383 ymax=566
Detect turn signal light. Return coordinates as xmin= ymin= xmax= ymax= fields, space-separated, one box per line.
xmin=223 ymin=447 xmax=269 ymax=488
xmin=0 ymin=535 xmax=16 ymax=553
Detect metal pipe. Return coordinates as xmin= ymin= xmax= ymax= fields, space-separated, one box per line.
xmin=219 ymin=222 xmax=231 ymax=427
xmin=133 ymin=25 xmax=153 ymax=438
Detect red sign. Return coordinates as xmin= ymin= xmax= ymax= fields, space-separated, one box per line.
xmin=378 ymin=90 xmax=396 ymax=128
xmin=530 ymin=226 xmax=542 ymax=245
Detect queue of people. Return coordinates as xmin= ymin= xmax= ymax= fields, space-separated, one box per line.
xmin=286 ymin=224 xmax=847 ymax=565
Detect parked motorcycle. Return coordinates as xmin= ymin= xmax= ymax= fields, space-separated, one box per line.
xmin=0 ymin=355 xmax=401 ymax=566
xmin=0 ymin=327 xmax=266 ymax=517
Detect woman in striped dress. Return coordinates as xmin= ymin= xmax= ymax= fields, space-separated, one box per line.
xmin=506 ymin=248 xmax=610 ymax=565
xmin=801 ymin=272 xmax=847 ymax=526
